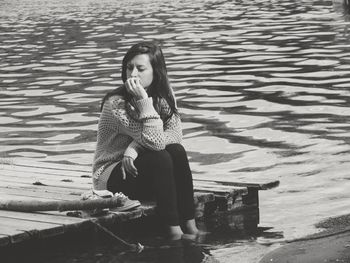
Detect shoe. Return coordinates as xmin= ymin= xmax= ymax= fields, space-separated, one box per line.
xmin=110 ymin=192 xmax=141 ymax=212
xmin=80 ymin=189 xmax=113 ymax=216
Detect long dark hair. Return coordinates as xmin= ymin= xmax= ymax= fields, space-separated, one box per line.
xmin=101 ymin=41 xmax=177 ymax=118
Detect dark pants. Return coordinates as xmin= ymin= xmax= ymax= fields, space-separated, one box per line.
xmin=107 ymin=144 xmax=195 ymax=226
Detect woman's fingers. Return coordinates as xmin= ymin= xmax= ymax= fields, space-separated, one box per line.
xmin=125 ymin=158 xmax=138 ymax=177
xmin=128 ymin=158 xmax=138 ymax=177
xmin=121 ymin=163 xmax=127 ymax=180
xmin=134 ymin=78 xmax=148 ymax=99
xmin=125 ymin=79 xmax=134 ymax=94
xmin=135 ymin=78 xmax=142 ymax=88
xmin=122 ymin=157 xmax=138 ymax=178
xmin=126 ymin=78 xmax=137 ymax=96
xmin=125 ymin=78 xmax=147 ymax=99
xmin=125 ymin=78 xmax=134 ymax=91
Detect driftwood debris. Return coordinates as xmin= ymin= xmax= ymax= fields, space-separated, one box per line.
xmin=93 ymin=222 xmax=144 ymax=253
xmin=0 ymin=197 xmax=123 ymax=212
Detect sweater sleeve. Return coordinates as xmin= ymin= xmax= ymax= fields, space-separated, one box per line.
xmin=124 ymin=140 xmax=144 ymax=160
xmin=164 ymin=112 xmax=183 ymax=145
xmin=109 ymin=96 xmax=166 ymax=151
xmin=158 ymin=96 xmax=183 ymax=145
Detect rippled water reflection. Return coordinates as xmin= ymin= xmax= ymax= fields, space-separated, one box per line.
xmin=1 ymin=0 xmax=350 ymax=261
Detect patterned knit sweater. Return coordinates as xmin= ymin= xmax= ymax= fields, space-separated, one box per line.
xmin=92 ymin=94 xmax=182 ymax=190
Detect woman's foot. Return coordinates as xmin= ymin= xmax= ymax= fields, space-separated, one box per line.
xmin=184 ymin=219 xmax=199 ymax=235
xmin=181 ymin=230 xmax=209 ymax=243
xmin=167 ymin=225 xmax=184 ymax=240
xmin=182 ymin=219 xmax=209 ymax=242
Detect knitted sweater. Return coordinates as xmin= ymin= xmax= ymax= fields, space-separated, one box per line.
xmin=92 ymin=94 xmax=182 ymax=190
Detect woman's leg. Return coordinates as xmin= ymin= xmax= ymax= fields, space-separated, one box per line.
xmin=165 ymin=144 xmax=198 ymax=235
xmin=107 ymin=150 xmax=183 ymax=239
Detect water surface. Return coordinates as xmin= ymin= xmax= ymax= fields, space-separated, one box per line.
xmin=1 ymin=0 xmax=350 ymax=261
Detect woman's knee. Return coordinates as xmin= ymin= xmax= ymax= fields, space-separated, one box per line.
xmin=165 ymin=143 xmax=187 ymax=156
xmin=136 ymin=149 xmax=173 ymax=172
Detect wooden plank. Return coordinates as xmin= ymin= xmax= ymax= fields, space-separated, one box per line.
xmin=0 ymin=169 xmax=92 ymax=184
xmin=0 ymin=234 xmax=10 ymax=246
xmin=1 ymin=182 xmax=86 ymax=196
xmin=194 ymin=186 xmax=229 ymax=194
xmin=0 ymin=175 xmax=92 ymax=191
xmin=0 ymin=225 xmax=30 ymax=244
xmin=0 ymin=163 xmax=91 ymax=178
xmin=243 ymin=188 xmax=259 ymax=207
xmin=194 ymin=185 xmax=248 ymax=197
xmin=5 ymin=162 xmax=279 ymax=190
xmin=0 ymin=187 xmax=80 ymax=201
xmin=0 ymin=217 xmax=64 ymax=239
xmin=0 ymin=176 xmax=91 ymax=191
xmin=194 ymin=178 xmax=280 ymax=190
xmin=0 ymin=210 xmax=86 ymax=226
xmin=194 ymin=181 xmax=248 ymax=194
xmin=3 ymin=161 xmax=280 ymax=190
xmin=4 ymin=159 xmax=91 ymax=172
xmin=0 ymin=194 xmax=80 ymax=204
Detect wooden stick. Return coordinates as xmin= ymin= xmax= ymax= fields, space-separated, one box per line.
xmin=0 ymin=197 xmax=124 ymax=212
xmin=92 ymin=222 xmax=144 ymax=253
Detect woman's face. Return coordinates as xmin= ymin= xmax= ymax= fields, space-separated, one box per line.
xmin=126 ymin=54 xmax=154 ymax=90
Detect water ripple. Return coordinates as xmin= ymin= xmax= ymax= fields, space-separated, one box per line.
xmin=1 ymin=0 xmax=350 ymax=253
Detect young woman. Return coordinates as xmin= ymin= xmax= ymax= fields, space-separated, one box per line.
xmin=92 ymin=41 xmax=199 ymax=239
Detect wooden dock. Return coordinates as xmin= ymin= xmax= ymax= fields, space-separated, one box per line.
xmin=0 ymin=159 xmax=279 ymax=249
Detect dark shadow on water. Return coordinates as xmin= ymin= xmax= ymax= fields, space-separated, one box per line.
xmin=116 ymin=240 xmax=211 ymax=263
xmin=343 ymin=0 xmax=350 ymax=14
xmin=0 ymin=215 xmax=284 ymax=263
